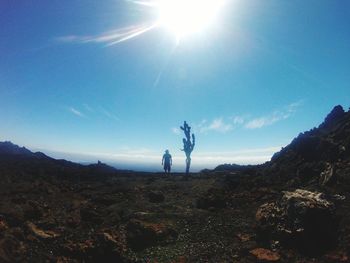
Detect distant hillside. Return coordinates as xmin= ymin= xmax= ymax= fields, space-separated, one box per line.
xmin=0 ymin=141 xmax=124 ymax=180
xmin=211 ymin=163 xmax=263 ymax=175
xmin=0 ymin=141 xmax=48 ymax=157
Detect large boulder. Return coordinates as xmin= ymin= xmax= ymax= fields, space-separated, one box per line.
xmin=256 ymin=189 xmax=338 ymax=255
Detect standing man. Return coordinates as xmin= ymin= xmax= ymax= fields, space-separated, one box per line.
xmin=162 ymin=149 xmax=172 ymax=174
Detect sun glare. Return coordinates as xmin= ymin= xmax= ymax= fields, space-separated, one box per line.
xmin=157 ymin=0 xmax=225 ymax=41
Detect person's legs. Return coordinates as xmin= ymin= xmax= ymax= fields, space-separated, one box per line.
xmin=164 ymin=162 xmax=170 ymax=174
xmin=165 ymin=166 xmax=170 ymax=174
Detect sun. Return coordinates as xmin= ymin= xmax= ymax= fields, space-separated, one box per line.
xmin=157 ymin=0 xmax=225 ymax=41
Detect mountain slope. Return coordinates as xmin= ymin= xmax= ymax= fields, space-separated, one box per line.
xmin=212 ymin=105 xmax=350 ymax=190
xmin=0 ymin=141 xmax=120 ymax=180
xmin=267 ymin=105 xmax=350 ymax=188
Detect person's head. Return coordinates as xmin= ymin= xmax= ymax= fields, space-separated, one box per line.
xmin=165 ymin=149 xmax=169 ymax=154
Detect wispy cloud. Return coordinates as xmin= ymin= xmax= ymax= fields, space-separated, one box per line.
xmin=245 ymin=101 xmax=303 ymax=129
xmin=245 ymin=114 xmax=283 ymax=129
xmin=203 ymin=118 xmax=233 ymax=133
xmin=100 ymin=107 xmax=119 ymax=122
xmin=171 ymin=127 xmax=181 ymax=135
xmin=83 ymin=103 xmax=95 ymax=113
xmin=190 ymin=101 xmax=303 ymax=133
xmin=57 ymin=23 xmax=158 ymax=46
xmin=231 ymin=115 xmax=245 ymax=125
xmin=68 ymin=107 xmax=85 ymax=118
xmin=196 ymin=118 xmax=233 ymax=134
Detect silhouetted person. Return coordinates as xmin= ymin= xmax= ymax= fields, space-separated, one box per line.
xmin=162 ymin=150 xmax=172 ymax=174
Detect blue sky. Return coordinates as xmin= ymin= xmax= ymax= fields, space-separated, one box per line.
xmin=1 ymin=0 xmax=349 ymax=171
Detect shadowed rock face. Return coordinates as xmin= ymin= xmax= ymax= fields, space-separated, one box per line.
xmin=0 ymin=141 xmax=33 ymax=156
xmin=212 ymin=106 xmax=350 ymax=190
xmin=266 ymin=105 xmax=350 ymax=188
xmin=320 ymin=105 xmax=346 ymax=130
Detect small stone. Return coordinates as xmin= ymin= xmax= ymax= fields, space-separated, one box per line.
xmin=148 ymin=191 xmax=165 ymax=203
xmin=237 ymin=233 xmax=251 ymax=242
xmin=26 ymin=222 xmax=59 ymax=239
xmin=250 ymin=248 xmax=280 ymax=261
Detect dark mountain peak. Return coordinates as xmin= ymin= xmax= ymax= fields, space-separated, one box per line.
xmin=0 ymin=141 xmax=33 ymax=155
xmin=267 ymin=104 xmax=350 ymax=187
xmin=319 ymin=105 xmax=346 ymax=130
xmin=271 ymin=105 xmax=350 ymax=163
xmin=0 ymin=141 xmax=51 ymax=160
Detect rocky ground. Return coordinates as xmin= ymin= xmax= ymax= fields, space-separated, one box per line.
xmin=0 ymin=170 xmax=349 ymax=263
xmin=0 ymin=105 xmax=350 ymax=262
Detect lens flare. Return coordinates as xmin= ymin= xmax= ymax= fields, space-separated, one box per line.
xmin=157 ymin=0 xmax=225 ymax=41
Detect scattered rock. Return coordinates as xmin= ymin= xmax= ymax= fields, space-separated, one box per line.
xmin=56 ymin=256 xmax=77 ymax=263
xmin=0 ymin=218 xmax=9 ymax=232
xmin=66 ymin=210 xmax=81 ymax=227
xmin=63 ymin=231 xmax=126 ymax=262
xmin=0 ymin=235 xmax=27 ymax=263
xmin=23 ymin=200 xmax=44 ymax=220
xmin=325 ymin=250 xmax=349 ymax=262
xmin=196 ymin=188 xmax=227 ymax=210
xmin=320 ymin=162 xmax=335 ymax=186
xmin=126 ymin=219 xmax=177 ymax=250
xmin=250 ymin=248 xmax=280 ymax=261
xmin=237 ymin=233 xmax=252 ymax=242
xmin=27 ymin=222 xmax=60 ymax=239
xmin=148 ymin=191 xmax=165 ymax=203
xmin=80 ymin=204 xmax=103 ymax=224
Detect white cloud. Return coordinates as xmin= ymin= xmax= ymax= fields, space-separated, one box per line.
xmin=208 ymin=118 xmax=233 ymax=133
xmin=232 ymin=116 xmax=245 ymax=125
xmin=198 ymin=118 xmax=233 ymax=133
xmin=229 ymin=115 xmax=249 ymax=126
xmin=245 ymin=114 xmax=281 ymax=129
xmin=69 ymin=107 xmax=85 ymax=118
xmin=245 ymin=101 xmax=302 ymax=129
